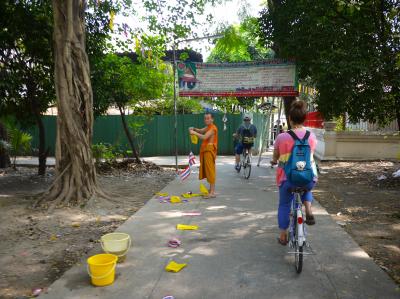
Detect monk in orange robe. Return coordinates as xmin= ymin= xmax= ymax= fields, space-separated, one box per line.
xmin=189 ymin=113 xmax=218 ymax=198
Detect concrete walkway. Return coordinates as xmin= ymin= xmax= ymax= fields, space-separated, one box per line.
xmin=40 ymin=157 xmax=398 ymax=299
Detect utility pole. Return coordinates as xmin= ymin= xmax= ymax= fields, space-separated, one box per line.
xmin=171 ymin=34 xmax=223 ymax=172
xmin=172 ymin=43 xmax=178 ymax=171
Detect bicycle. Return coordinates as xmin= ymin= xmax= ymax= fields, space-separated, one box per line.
xmin=271 ymin=164 xmax=314 ymax=274
xmin=287 ymin=187 xmax=309 ymax=273
xmin=237 ymin=147 xmax=252 ymax=179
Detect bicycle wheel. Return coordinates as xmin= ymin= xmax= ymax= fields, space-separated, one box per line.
xmin=243 ymin=155 xmax=251 ymax=179
xmin=294 ymin=211 xmax=303 ymax=273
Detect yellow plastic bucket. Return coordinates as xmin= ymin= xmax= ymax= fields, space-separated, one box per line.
xmin=190 ymin=134 xmax=198 ymax=144
xmin=100 ymin=233 xmax=131 ymax=263
xmin=87 ymin=254 xmax=117 ymax=286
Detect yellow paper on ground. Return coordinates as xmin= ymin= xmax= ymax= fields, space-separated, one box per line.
xmin=181 ymin=193 xmax=201 ymax=198
xmin=176 ymin=224 xmax=198 ymax=230
xmin=200 ymin=183 xmax=209 ymax=195
xmin=165 ymin=260 xmax=187 ymax=273
xmin=156 ymin=192 xmax=169 ymax=197
xmin=191 ymin=193 xmax=201 ymax=197
xmin=170 ymin=196 xmax=182 ymax=203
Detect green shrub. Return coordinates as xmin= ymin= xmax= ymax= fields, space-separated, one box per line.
xmin=7 ymin=126 xmax=32 ymax=168
xmin=92 ymin=143 xmax=122 ymax=163
xmin=128 ymin=117 xmax=150 ymax=156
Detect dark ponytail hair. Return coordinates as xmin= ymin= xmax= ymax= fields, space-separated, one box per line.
xmin=289 ymin=100 xmax=307 ymax=125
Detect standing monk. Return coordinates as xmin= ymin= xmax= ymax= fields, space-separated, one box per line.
xmin=189 ymin=113 xmax=218 ymax=198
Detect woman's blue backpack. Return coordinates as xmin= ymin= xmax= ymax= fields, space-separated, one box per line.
xmin=284 ymin=130 xmax=315 ymax=186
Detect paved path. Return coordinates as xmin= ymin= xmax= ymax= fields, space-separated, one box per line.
xmin=40 ymin=157 xmax=399 ymax=299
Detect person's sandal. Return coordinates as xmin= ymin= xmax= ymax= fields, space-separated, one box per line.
xmin=277 ymin=237 xmax=288 ymax=246
xmin=305 ymin=214 xmax=316 ymax=225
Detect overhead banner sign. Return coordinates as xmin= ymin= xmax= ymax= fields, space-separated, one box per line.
xmin=178 ymin=59 xmax=298 ymax=97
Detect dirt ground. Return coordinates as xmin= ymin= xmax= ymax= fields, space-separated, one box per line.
xmin=314 ymin=160 xmax=400 ymax=285
xmin=0 ymin=163 xmax=175 ymax=299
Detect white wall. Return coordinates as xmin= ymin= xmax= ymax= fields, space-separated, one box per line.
xmin=308 ymin=126 xmax=400 ymax=161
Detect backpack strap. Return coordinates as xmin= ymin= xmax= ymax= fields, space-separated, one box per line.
xmin=287 ymin=130 xmax=300 ymax=142
xmin=302 ymin=131 xmax=311 ymax=142
xmin=287 ymin=130 xmax=310 ymax=144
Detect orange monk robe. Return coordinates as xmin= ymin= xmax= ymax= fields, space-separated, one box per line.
xmin=199 ymin=124 xmax=218 ymax=184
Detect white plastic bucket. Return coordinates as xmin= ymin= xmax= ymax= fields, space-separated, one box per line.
xmin=100 ymin=233 xmax=131 ymax=262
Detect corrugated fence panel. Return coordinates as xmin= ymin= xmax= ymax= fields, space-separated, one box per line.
xmin=93 ymin=115 xmax=126 ymax=146
xmin=252 ymin=113 xmax=267 ymax=152
xmin=29 ymin=114 xmax=256 ymax=156
xmin=29 ymin=116 xmax=57 ymax=155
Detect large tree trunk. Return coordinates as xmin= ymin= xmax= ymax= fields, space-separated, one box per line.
xmin=118 ymin=106 xmax=141 ymax=163
xmin=39 ymin=0 xmax=103 ymax=207
xmin=0 ymin=121 xmax=10 ymax=168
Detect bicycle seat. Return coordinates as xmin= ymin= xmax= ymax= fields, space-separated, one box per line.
xmin=290 ymin=187 xmax=309 ymax=193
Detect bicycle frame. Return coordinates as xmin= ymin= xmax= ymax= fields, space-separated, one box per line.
xmin=241 ymin=148 xmax=251 ymax=165
xmin=239 ymin=148 xmax=252 ymax=179
xmin=293 ymin=193 xmax=305 ymax=246
xmin=270 ymin=164 xmax=314 ymax=273
xmin=287 ymin=192 xmax=314 ymax=256
xmin=288 ymin=193 xmax=305 ymax=246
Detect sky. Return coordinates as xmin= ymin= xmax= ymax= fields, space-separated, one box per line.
xmin=114 ymin=0 xmax=264 ymax=60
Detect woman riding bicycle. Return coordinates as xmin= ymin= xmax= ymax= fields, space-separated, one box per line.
xmin=270 ymin=100 xmax=318 ymax=246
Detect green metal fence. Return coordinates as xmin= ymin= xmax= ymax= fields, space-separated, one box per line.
xmin=252 ymin=113 xmax=267 ymax=153
xmin=30 ymin=114 xmax=268 ymax=157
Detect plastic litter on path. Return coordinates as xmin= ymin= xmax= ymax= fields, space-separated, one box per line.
xmin=176 ymin=224 xmax=198 ymax=230
xmin=170 ymin=196 xmax=182 ymax=203
xmin=181 ymin=211 xmax=202 ymax=216
xmin=156 ymin=192 xmax=169 ymax=197
xmin=200 ymin=183 xmax=209 ymax=195
xmin=167 ymin=238 xmax=181 ymax=248
xmin=165 ymin=260 xmax=187 ymax=273
xmin=31 ymin=287 xmax=43 ymax=297
xmin=158 ymin=196 xmax=170 ymax=203
xmin=157 ymin=195 xmax=191 ymax=203
xmin=181 ymin=192 xmax=202 ymax=198
xmin=377 ymin=174 xmax=387 ymax=180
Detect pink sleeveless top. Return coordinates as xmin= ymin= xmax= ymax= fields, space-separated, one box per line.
xmin=273 ymin=128 xmax=317 ymax=186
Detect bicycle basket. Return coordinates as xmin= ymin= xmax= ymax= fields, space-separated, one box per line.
xmin=243 ymin=137 xmax=254 ymax=144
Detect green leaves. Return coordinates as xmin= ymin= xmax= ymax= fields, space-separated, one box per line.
xmin=92 ymin=51 xmax=171 ymax=115
xmin=142 ymin=0 xmax=216 ymax=42
xmin=5 ymin=122 xmax=32 ymax=168
xmin=0 ymin=0 xmax=54 ymax=126
xmin=258 ymin=0 xmax=400 ymax=128
xmin=208 ymin=17 xmax=274 ymax=63
xmin=8 ymin=128 xmax=32 ymax=156
xmin=0 ymin=0 xmax=124 ymax=128
xmin=91 ymin=142 xmax=122 ymax=163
